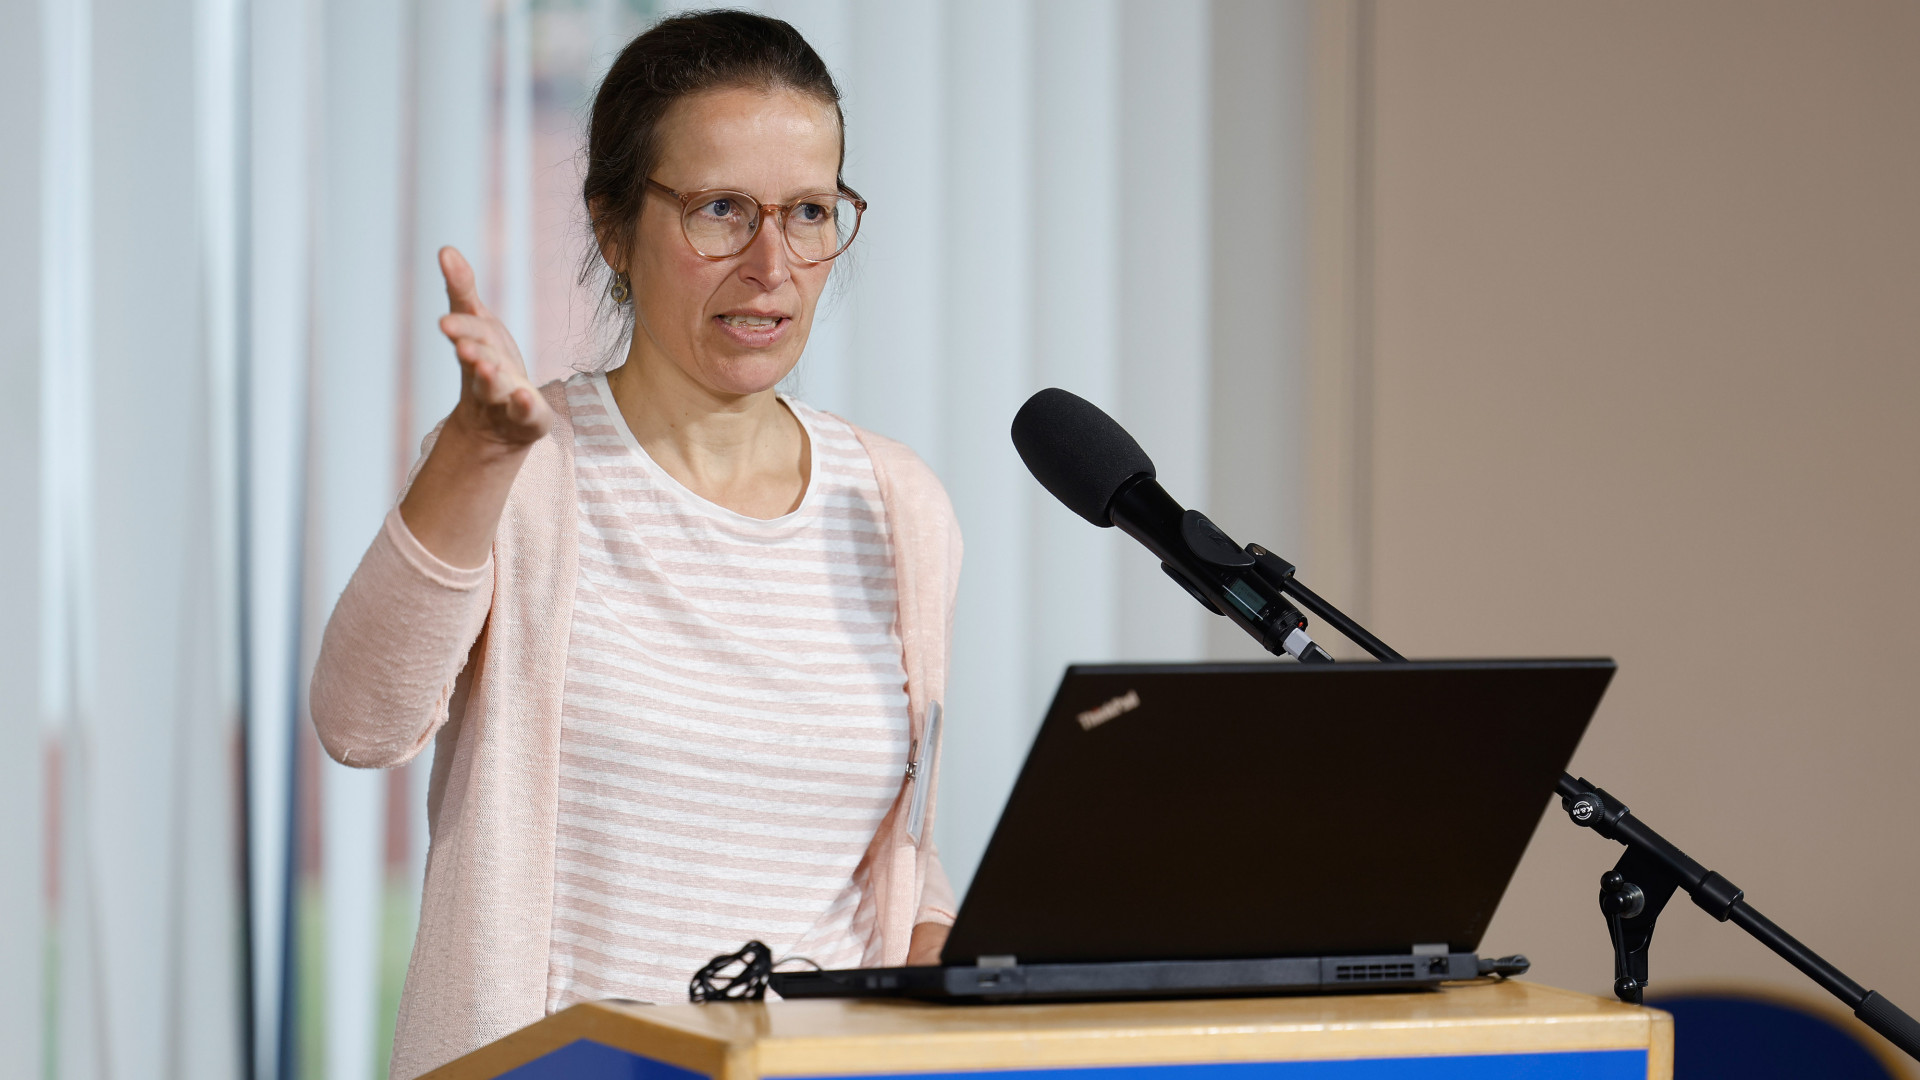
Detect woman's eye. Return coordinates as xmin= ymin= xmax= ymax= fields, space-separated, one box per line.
xmin=701 ymin=199 xmax=736 ymax=219
xmin=795 ymin=202 xmax=828 ymax=224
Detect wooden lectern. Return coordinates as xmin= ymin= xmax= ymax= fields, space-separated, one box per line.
xmin=424 ymin=981 xmax=1672 ymax=1080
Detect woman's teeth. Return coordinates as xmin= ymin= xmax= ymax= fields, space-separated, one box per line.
xmin=720 ymin=314 xmax=780 ymax=328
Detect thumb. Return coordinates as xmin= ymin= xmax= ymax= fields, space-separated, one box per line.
xmin=439 ymin=246 xmax=485 ymax=316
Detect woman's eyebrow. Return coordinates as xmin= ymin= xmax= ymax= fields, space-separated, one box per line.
xmin=777 ymin=185 xmax=840 ymax=203
xmin=686 ymin=182 xmax=836 ymax=203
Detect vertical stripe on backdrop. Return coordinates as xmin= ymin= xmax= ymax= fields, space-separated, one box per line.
xmin=1205 ymin=0 xmax=1312 ymax=662
xmin=843 ymin=0 xmax=946 ymax=467
xmin=1116 ymin=0 xmax=1209 ymax=664
xmin=178 ymin=0 xmax=249 ymax=1074
xmin=409 ymin=0 xmax=489 ymax=441
xmin=315 ymin=0 xmax=409 ymax=1075
xmin=1027 ymin=0 xmax=1122 ymax=782
xmin=246 ymin=0 xmax=320 ymax=1072
xmin=39 ymin=0 xmax=99 ymax=1069
xmin=93 ymin=0 xmax=247 ymax=1072
xmin=935 ymin=0 xmax=1035 ymax=908
xmin=2 ymin=1 xmax=48 ymax=1076
xmin=496 ymin=0 xmax=537 ymax=371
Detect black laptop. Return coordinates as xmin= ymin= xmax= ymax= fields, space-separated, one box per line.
xmin=772 ymin=659 xmax=1614 ymax=1002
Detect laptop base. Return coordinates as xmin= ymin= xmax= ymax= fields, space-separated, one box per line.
xmin=772 ymin=952 xmax=1482 ymax=1003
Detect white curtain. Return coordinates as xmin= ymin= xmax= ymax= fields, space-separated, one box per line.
xmin=0 ymin=1 xmax=1312 ymax=1077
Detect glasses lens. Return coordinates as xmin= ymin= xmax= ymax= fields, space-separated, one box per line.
xmin=682 ymin=192 xmax=757 ymax=258
xmin=784 ymin=194 xmax=860 ymax=262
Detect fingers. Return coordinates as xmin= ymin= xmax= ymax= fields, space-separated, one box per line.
xmin=439 ymin=312 xmax=489 ymax=344
xmin=442 ymin=321 xmax=496 ymax=376
xmin=440 ymin=313 xmax=518 ymax=379
xmin=439 ymin=246 xmax=485 ymax=317
xmin=439 ymin=305 xmax=527 ymax=389
xmin=465 ymin=352 xmax=518 ymax=406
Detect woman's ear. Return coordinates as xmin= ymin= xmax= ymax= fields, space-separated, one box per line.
xmin=588 ymin=196 xmax=627 ymax=277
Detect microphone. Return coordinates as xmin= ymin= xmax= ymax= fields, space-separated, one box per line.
xmin=1011 ymin=388 xmax=1332 ymax=662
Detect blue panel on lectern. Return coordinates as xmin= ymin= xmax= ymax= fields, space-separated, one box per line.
xmin=771 ymin=1051 xmax=1647 ymax=1080
xmin=501 ymin=1044 xmax=1645 ymax=1080
xmin=497 ymin=1039 xmax=708 ymax=1080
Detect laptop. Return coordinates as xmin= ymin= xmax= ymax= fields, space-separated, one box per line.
xmin=772 ymin=659 xmax=1615 ymax=1002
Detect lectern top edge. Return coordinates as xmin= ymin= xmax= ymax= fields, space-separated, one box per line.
xmin=426 ymin=982 xmax=1671 ymax=1080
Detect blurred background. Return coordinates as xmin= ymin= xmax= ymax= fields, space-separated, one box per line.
xmin=2 ymin=0 xmax=1916 ymax=1077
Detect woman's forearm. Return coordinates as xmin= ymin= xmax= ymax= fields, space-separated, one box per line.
xmin=906 ymin=921 xmax=950 ymax=966
xmin=399 ymin=419 xmax=535 ymax=569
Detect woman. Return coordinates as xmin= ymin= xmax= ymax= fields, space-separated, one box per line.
xmin=311 ymin=12 xmax=959 ymax=1078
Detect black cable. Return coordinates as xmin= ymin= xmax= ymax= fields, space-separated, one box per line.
xmin=690 ymin=942 xmax=823 ymax=1002
xmin=691 ymin=940 xmax=773 ymax=1002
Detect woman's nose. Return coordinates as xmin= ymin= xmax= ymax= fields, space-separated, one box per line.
xmin=736 ymin=214 xmax=792 ymax=290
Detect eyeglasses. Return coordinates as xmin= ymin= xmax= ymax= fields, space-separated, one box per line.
xmin=645 ymin=178 xmax=866 ymax=264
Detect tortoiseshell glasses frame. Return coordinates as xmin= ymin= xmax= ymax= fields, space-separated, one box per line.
xmin=644 ymin=177 xmax=867 ymax=264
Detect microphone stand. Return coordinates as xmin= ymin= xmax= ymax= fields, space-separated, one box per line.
xmin=1233 ymin=543 xmax=1920 ymax=1062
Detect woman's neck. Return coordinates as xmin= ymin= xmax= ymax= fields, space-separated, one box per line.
xmin=603 ymin=350 xmax=810 ymax=520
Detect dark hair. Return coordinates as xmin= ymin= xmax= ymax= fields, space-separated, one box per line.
xmin=582 ymin=10 xmax=844 ymax=298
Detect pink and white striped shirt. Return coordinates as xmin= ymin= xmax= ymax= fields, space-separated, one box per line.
xmin=544 ymin=372 xmax=911 ymax=1009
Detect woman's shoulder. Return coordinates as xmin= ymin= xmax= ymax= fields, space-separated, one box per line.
xmin=538 ymin=374 xmax=596 ymax=457
xmin=814 ymin=407 xmax=956 ymax=534
xmin=784 ymin=399 xmax=954 ymax=527
xmin=830 ymin=416 xmax=962 ymax=597
xmin=541 ymin=373 xmax=585 ymax=419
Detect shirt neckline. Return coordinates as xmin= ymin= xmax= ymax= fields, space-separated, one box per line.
xmin=586 ymin=371 xmax=820 ymax=533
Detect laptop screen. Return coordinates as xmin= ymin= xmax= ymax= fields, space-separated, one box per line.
xmin=943 ymin=659 xmax=1614 ymax=966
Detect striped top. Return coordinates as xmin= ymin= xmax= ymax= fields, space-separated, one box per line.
xmin=545 ymin=372 xmax=912 ymax=1010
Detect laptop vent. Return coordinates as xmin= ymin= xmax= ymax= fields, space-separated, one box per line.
xmin=1333 ymin=961 xmax=1417 ymax=982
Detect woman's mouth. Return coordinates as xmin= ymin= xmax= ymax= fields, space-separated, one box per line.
xmin=715 ymin=313 xmax=790 ymax=346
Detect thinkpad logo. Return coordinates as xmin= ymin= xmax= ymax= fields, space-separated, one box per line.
xmin=1077 ymin=690 xmax=1140 ymax=731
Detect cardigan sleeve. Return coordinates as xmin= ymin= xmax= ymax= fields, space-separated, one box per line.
xmin=310 ymin=429 xmax=497 ymax=769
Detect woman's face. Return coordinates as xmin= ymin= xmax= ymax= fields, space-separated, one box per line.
xmin=624 ymin=85 xmax=843 ymax=399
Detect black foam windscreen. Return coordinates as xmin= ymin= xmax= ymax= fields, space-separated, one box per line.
xmin=1010 ymin=388 xmax=1156 ymax=528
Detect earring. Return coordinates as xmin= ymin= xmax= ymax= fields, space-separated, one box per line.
xmin=610 ymin=272 xmax=631 ymax=304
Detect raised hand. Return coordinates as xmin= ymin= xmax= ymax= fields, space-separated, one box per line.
xmin=437 ymin=246 xmax=554 ymax=447
xmin=397 ymin=246 xmax=555 ymax=568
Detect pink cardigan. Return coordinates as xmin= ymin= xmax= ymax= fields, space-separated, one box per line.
xmin=310 ymin=381 xmax=961 ymax=1080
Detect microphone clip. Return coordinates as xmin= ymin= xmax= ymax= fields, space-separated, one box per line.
xmin=1149 ymin=508 xmax=1331 ymax=663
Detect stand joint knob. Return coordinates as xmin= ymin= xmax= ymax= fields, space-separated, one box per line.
xmin=1600 ymin=871 xmax=1646 ymax=919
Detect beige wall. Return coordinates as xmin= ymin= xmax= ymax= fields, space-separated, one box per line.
xmin=1308 ymin=0 xmax=1920 ymax=1027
